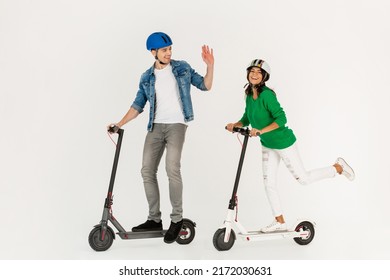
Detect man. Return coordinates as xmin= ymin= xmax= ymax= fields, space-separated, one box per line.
xmin=109 ymin=32 xmax=214 ymax=243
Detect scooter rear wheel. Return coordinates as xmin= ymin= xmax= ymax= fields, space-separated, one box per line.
xmin=293 ymin=221 xmax=315 ymax=245
xmin=213 ymin=228 xmax=236 ymax=251
xmin=88 ymin=226 xmax=114 ymax=251
xmin=176 ymin=220 xmax=196 ymax=245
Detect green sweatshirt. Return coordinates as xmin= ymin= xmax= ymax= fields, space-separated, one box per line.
xmin=239 ymin=86 xmax=296 ymax=149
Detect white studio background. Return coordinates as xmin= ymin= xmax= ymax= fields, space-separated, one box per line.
xmin=1 ymin=0 xmax=390 ymax=261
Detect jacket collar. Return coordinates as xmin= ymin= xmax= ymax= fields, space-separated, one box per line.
xmin=147 ymin=59 xmax=179 ymax=75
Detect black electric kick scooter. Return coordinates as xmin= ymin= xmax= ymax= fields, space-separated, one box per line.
xmin=88 ymin=126 xmax=196 ymax=251
xmin=212 ymin=127 xmax=315 ymax=251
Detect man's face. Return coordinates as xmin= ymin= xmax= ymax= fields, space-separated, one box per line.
xmin=152 ymin=46 xmax=172 ymax=64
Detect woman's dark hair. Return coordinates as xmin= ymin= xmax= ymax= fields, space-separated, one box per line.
xmin=244 ymin=67 xmax=270 ymax=96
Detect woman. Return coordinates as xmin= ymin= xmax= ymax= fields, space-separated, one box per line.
xmin=226 ymin=59 xmax=355 ymax=233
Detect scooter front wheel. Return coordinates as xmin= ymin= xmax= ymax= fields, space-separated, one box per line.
xmin=176 ymin=219 xmax=196 ymax=245
xmin=293 ymin=221 xmax=315 ymax=245
xmin=213 ymin=228 xmax=236 ymax=251
xmin=88 ymin=226 xmax=114 ymax=251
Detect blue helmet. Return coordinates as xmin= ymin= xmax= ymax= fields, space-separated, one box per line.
xmin=146 ymin=32 xmax=173 ymax=51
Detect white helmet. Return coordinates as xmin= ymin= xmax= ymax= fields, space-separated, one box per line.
xmin=246 ymin=59 xmax=271 ymax=75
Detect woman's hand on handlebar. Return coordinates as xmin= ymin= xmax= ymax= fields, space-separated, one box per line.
xmin=226 ymin=123 xmax=235 ymax=132
xmin=250 ymin=128 xmax=261 ymax=137
xmin=226 ymin=122 xmax=243 ymax=132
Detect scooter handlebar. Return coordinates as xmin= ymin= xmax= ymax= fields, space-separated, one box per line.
xmin=108 ymin=125 xmax=120 ymax=134
xmin=225 ymin=126 xmax=260 ymax=136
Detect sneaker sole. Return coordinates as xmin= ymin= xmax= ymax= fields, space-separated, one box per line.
xmin=163 ymin=237 xmax=178 ymax=244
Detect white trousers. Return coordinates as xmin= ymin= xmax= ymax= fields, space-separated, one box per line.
xmin=262 ymin=143 xmax=336 ymax=217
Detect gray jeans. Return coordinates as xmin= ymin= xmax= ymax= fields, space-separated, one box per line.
xmin=141 ymin=123 xmax=187 ymax=223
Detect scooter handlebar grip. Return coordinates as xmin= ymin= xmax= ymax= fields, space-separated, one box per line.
xmin=108 ymin=125 xmax=120 ymax=134
xmin=225 ymin=126 xmax=241 ymax=132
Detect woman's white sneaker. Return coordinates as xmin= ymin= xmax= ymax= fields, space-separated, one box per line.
xmin=336 ymin=157 xmax=355 ymax=181
xmin=260 ymin=221 xmax=287 ymax=233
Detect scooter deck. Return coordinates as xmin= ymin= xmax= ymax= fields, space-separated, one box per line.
xmin=246 ymin=230 xmax=290 ymax=235
xmin=238 ymin=230 xmax=299 ymax=241
xmin=117 ymin=230 xmax=167 ymax=240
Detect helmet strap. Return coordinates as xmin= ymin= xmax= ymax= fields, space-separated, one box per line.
xmin=155 ymin=49 xmax=168 ymax=66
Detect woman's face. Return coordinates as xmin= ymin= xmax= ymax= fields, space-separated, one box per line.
xmin=248 ymin=67 xmax=263 ymax=85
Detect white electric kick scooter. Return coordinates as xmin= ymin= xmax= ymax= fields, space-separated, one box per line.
xmin=213 ymin=127 xmax=315 ymax=251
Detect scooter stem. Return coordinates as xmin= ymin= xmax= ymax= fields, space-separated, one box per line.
xmin=105 ymin=128 xmax=124 ymax=207
xmin=228 ymin=131 xmax=250 ymax=210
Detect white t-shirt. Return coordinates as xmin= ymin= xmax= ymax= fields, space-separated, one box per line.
xmin=154 ymin=64 xmax=185 ymax=124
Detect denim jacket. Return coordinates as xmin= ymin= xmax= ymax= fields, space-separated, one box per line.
xmin=131 ymin=59 xmax=208 ymax=131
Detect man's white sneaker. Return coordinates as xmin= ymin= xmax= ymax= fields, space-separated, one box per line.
xmin=260 ymin=221 xmax=287 ymax=233
xmin=336 ymin=157 xmax=355 ymax=181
